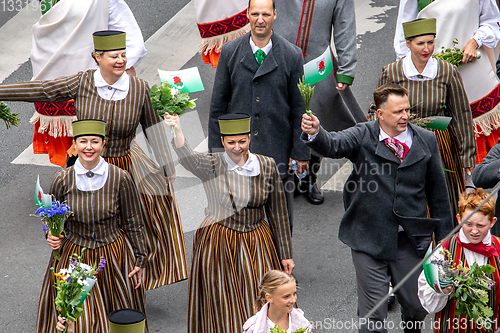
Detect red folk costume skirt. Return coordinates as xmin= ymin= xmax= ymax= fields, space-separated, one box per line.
xmin=187 ymin=218 xmax=282 ymax=333
xmin=37 ymin=234 xmax=147 ymax=333
xmin=105 ymin=143 xmax=188 ymax=290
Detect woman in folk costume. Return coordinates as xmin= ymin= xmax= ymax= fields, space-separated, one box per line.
xmin=394 ymin=0 xmax=500 ymax=164
xmin=0 ymin=31 xmax=188 ymax=290
xmin=418 ymin=189 xmax=500 ymax=332
xmin=164 ymin=113 xmax=293 ymax=333
xmin=193 ymin=0 xmax=250 ymax=67
xmin=30 ymin=0 xmax=147 ymax=167
xmin=273 ymin=0 xmax=367 ymax=205
xmin=40 ymin=120 xmax=148 ymax=333
xmin=376 ymin=18 xmax=476 ymax=219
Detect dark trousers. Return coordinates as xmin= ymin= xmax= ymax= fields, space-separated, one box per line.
xmin=351 ymin=233 xmax=427 ymax=333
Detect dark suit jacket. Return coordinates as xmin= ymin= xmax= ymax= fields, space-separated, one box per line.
xmin=472 ymin=139 xmax=500 ymax=236
xmin=208 ymin=32 xmax=310 ymax=177
xmin=303 ymin=121 xmax=453 ymax=260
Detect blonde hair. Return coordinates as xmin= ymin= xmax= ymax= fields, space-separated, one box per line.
xmin=458 ymin=188 xmax=495 ymax=221
xmin=255 ymin=270 xmax=296 ymax=312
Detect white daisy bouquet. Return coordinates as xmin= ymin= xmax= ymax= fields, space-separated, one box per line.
xmin=51 ymin=249 xmax=106 ymax=333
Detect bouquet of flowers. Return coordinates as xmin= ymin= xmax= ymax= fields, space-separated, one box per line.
xmin=150 ymin=81 xmax=197 ymax=136
xmin=433 ymin=38 xmax=481 ymax=67
xmin=34 ymin=177 xmax=73 ymax=261
xmin=0 ymin=101 xmax=20 ymax=129
xmin=52 ymin=249 xmax=106 ymax=333
xmin=271 ymin=326 xmax=313 ymax=333
xmin=297 ymin=75 xmax=315 ymax=116
xmin=431 ymin=249 xmax=495 ymax=327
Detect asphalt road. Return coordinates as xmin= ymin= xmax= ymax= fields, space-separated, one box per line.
xmin=0 ymin=0 xmax=436 ymax=332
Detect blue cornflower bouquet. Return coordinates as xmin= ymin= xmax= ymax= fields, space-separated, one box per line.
xmin=34 ymin=176 xmax=73 ymax=261
xmin=431 ymin=249 xmax=496 ymax=328
xmin=51 ymin=249 xmax=106 ymax=333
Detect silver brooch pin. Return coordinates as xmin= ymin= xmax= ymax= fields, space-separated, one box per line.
xmin=86 ymin=170 xmax=95 ymax=178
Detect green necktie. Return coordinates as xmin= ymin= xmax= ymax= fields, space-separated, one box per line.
xmin=255 ymin=49 xmax=266 ymax=66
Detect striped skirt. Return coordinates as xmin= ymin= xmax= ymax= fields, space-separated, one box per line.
xmin=36 ymin=234 xmax=147 ymax=333
xmin=433 ymin=128 xmax=465 ymax=222
xmin=105 ymin=143 xmax=188 ymax=289
xmin=187 ymin=219 xmax=283 ymax=333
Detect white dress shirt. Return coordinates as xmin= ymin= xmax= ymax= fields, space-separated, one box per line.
xmin=417 ymin=229 xmax=493 ymax=313
xmin=93 ymin=68 xmax=130 ymax=101
xmin=223 ymin=151 xmax=261 ymax=177
xmin=74 ymin=157 xmax=109 ymax=191
xmin=378 ymin=126 xmax=413 ymax=149
xmin=250 ymin=37 xmax=273 ymax=61
xmin=402 ymin=55 xmax=438 ymax=81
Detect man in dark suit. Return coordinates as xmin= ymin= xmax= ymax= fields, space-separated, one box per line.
xmin=302 ymin=83 xmax=453 ymax=333
xmin=208 ymin=0 xmax=310 ymax=232
xmin=472 ymin=139 xmax=500 ymax=236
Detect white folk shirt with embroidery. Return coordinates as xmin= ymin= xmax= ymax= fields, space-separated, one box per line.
xmin=74 ymin=157 xmax=109 ymax=191
xmin=250 ymin=37 xmax=273 ymax=62
xmin=417 ymin=229 xmax=492 ymax=313
xmin=223 ymin=151 xmax=261 ymax=177
xmin=402 ymin=55 xmax=437 ymax=81
xmin=94 ymin=68 xmax=130 ymax=100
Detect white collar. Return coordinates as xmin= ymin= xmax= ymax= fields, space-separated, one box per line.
xmin=249 ymin=36 xmax=273 ymax=55
xmin=403 ymin=55 xmax=437 ymax=80
xmin=74 ymin=156 xmax=107 ymax=176
xmin=223 ymin=151 xmax=256 ymax=171
xmin=94 ymin=68 xmax=129 ymax=91
xmin=379 ymin=126 xmax=412 ymax=144
xmin=459 ymin=228 xmax=492 ymax=246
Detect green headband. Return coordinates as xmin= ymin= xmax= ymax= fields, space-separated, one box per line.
xmin=218 ymin=117 xmax=251 ymax=135
xmin=403 ymin=18 xmax=436 ymax=39
xmin=72 ymin=120 xmax=106 ymax=138
xmin=93 ymin=31 xmax=126 ymax=51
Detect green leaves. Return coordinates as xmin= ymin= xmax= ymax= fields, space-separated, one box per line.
xmin=270 ymin=325 xmax=306 ymax=333
xmin=432 ymin=38 xmax=480 ymax=67
xmin=150 ymin=81 xmax=197 ymax=117
xmin=0 ymin=101 xmax=20 ymax=129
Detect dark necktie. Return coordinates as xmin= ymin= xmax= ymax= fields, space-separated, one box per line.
xmin=255 ymin=49 xmax=266 ymax=66
xmin=384 ymin=137 xmax=409 ymax=162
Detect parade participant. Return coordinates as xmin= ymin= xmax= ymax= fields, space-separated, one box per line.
xmin=30 ymin=0 xmax=147 ymax=167
xmin=274 ymin=0 xmax=366 ymax=205
xmin=165 ymin=113 xmax=293 ymax=333
xmin=40 ymin=120 xmax=148 ymax=333
xmin=472 ymin=138 xmax=500 ymax=236
xmin=417 ymin=189 xmax=500 ymax=333
xmin=0 ymin=31 xmax=188 ymax=290
xmin=193 ymin=0 xmax=250 ymax=67
xmin=394 ymin=0 xmax=500 ymax=164
xmin=377 ymin=18 xmax=476 ymax=219
xmin=243 ymin=270 xmax=312 ymax=332
xmin=302 ymin=83 xmax=453 ymax=333
xmin=208 ymin=0 xmax=310 ymax=232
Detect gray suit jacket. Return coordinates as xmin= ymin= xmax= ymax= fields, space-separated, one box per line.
xmin=472 ymin=139 xmax=500 ymax=236
xmin=274 ymin=0 xmax=367 ymax=132
xmin=208 ymin=32 xmax=310 ymax=177
xmin=303 ymin=121 xmax=453 ymax=260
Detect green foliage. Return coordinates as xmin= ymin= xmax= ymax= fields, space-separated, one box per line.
xmin=0 ymin=101 xmax=20 ymax=129
xmin=150 ymin=81 xmax=197 ymax=117
xmin=270 ymin=325 xmax=306 ymax=333
xmin=433 ymin=38 xmax=481 ymax=67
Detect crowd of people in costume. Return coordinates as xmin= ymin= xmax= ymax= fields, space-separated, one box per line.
xmin=1 ymin=0 xmax=500 ymax=332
